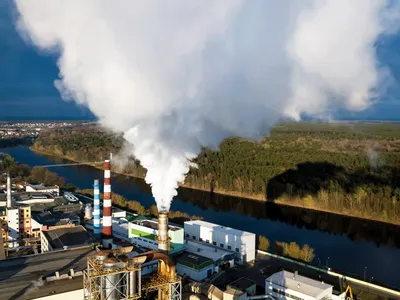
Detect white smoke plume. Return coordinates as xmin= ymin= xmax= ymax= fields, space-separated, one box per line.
xmin=14 ymin=1 xmax=400 ymax=211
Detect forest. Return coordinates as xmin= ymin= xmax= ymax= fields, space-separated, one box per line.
xmin=31 ymin=122 xmax=400 ymax=224
xmin=0 ymin=152 xmax=68 ymax=188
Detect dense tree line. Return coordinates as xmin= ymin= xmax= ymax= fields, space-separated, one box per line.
xmin=77 ymin=188 xmax=203 ymax=225
xmin=32 ymin=122 xmax=400 ymax=224
xmin=0 ymin=153 xmax=67 ymax=188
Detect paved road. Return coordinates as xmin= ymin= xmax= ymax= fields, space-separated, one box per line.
xmin=0 ymin=247 xmax=94 ymax=300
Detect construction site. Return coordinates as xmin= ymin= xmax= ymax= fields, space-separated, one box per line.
xmin=0 ymin=159 xmax=399 ymax=300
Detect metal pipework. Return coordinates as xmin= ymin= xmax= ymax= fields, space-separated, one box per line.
xmin=6 ymin=173 xmax=11 ymax=208
xmin=157 ymin=212 xmax=169 ymax=253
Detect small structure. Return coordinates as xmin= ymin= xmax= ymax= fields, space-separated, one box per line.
xmin=227 ymin=277 xmax=257 ymax=296
xmin=175 ymin=251 xmax=214 ymax=281
xmin=265 ymin=270 xmax=343 ymax=300
xmin=184 ymin=220 xmax=255 ymax=264
xmin=25 ymin=183 xmax=59 ymax=196
xmin=41 ymin=225 xmax=96 ymax=252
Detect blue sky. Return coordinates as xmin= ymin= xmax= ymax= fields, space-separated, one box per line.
xmin=1 ymin=2 xmax=399 ymax=121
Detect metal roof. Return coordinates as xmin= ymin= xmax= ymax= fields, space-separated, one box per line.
xmin=266 ymin=270 xmax=333 ymax=298
xmin=185 ymin=220 xmax=254 ymax=237
xmin=42 ymin=225 xmax=96 ymax=249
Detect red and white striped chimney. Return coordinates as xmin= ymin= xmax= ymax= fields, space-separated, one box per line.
xmin=102 ymin=159 xmax=112 ymax=248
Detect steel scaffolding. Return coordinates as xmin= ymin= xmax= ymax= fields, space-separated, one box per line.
xmin=83 ymin=256 xmax=142 ymax=300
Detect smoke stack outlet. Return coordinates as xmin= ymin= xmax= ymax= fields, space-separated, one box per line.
xmin=157 ymin=211 xmax=170 ymax=253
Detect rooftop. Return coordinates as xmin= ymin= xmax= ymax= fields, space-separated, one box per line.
xmin=228 ymin=277 xmax=257 ymax=291
xmin=0 ymin=247 xmax=94 ymax=300
xmin=185 ymin=220 xmax=254 ymax=237
xmin=27 ymin=183 xmax=59 ymax=190
xmin=266 ymin=271 xmax=333 ymax=298
xmin=42 ymin=225 xmax=96 ymax=249
xmin=176 ymin=251 xmax=214 ymax=270
xmin=185 ymin=240 xmax=234 ymax=263
xmin=33 ymin=211 xmax=80 ymax=226
xmin=133 ymin=219 xmax=181 ymax=231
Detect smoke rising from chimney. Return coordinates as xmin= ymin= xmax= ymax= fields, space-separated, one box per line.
xmin=14 ymin=1 xmax=400 ymax=211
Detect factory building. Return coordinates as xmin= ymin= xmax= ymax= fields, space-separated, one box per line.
xmin=129 ymin=218 xmax=184 ymax=253
xmin=41 ymin=225 xmax=97 ymax=252
xmin=7 ymin=207 xmax=19 ymax=248
xmin=184 ymin=220 xmax=256 ymax=264
xmin=0 ymin=207 xmax=7 ymax=244
xmin=176 ymin=252 xmax=214 ymax=281
xmin=265 ymin=270 xmax=345 ymax=300
xmin=25 ymin=183 xmax=60 ymax=196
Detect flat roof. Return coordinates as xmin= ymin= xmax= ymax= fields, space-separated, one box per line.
xmin=176 ymin=251 xmax=213 ymax=268
xmin=266 ymin=271 xmax=333 ymax=298
xmin=27 ymin=183 xmax=59 ymax=190
xmin=228 ymin=277 xmax=257 ymax=291
xmin=0 ymin=247 xmax=94 ymax=300
xmin=133 ymin=219 xmax=181 ymax=231
xmin=42 ymin=225 xmax=96 ymax=249
xmin=185 ymin=220 xmax=254 ymax=237
xmin=185 ymin=240 xmax=234 ymax=263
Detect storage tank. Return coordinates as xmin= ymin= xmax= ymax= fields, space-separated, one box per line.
xmin=103 ymin=257 xmax=127 ymax=300
xmin=85 ymin=204 xmax=93 ymax=220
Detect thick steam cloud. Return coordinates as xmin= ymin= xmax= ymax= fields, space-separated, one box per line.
xmin=15 ymin=0 xmax=400 ymax=211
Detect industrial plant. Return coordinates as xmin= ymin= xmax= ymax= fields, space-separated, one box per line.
xmin=0 ymin=159 xmax=398 ymax=300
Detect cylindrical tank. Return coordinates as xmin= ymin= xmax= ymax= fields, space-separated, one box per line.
xmin=103 ymin=258 xmax=121 ymax=300
xmin=157 ymin=211 xmax=169 ymax=253
xmin=85 ymin=204 xmax=93 ymax=220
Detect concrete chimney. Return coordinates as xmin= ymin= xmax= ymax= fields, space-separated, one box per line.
xmin=93 ymin=179 xmax=101 ymax=239
xmin=102 ymin=160 xmax=113 ymax=248
xmin=157 ymin=211 xmax=169 ymax=253
xmin=6 ymin=173 xmax=11 ymax=208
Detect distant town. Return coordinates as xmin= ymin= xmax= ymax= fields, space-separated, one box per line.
xmin=0 ymin=121 xmax=93 ymax=139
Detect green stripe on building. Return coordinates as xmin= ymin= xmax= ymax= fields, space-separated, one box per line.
xmin=176 ymin=259 xmax=213 ymax=271
xmin=131 ymin=228 xmax=156 ymax=241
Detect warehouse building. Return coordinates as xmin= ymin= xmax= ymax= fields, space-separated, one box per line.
xmin=129 ymin=218 xmax=184 ymax=253
xmin=184 ymin=220 xmax=255 ymax=263
xmin=175 ymin=251 xmax=214 ymax=281
xmin=41 ymin=225 xmax=96 ymax=252
xmin=25 ymin=183 xmax=59 ymax=196
xmin=265 ymin=270 xmax=345 ymax=300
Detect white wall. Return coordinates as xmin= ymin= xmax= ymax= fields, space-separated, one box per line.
xmin=41 ymin=231 xmax=52 ymax=252
xmin=184 ymin=222 xmax=255 ymax=263
xmin=7 ymin=208 xmax=19 ymax=247
xmin=265 ymin=281 xmax=331 ymax=300
xmin=176 ymin=263 xmax=213 ymax=281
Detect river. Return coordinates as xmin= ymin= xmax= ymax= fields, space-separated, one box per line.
xmin=2 ymin=146 xmax=400 ymax=289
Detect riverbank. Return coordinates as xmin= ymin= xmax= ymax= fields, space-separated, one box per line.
xmin=30 ymin=146 xmax=400 ymax=226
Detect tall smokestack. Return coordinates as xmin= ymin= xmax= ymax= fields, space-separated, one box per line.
xmin=102 ymin=160 xmax=113 ymax=248
xmin=6 ymin=173 xmax=11 ymax=208
xmin=157 ymin=211 xmax=169 ymax=253
xmin=93 ymin=179 xmax=101 ymax=239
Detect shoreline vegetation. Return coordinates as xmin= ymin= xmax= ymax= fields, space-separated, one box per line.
xmin=30 ymin=143 xmax=400 ymax=226
xmin=25 ymin=122 xmax=400 ymax=225
xmin=76 ymin=188 xmax=203 ymax=225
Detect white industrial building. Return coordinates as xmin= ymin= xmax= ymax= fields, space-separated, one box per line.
xmin=7 ymin=208 xmax=19 ymax=248
xmin=129 ymin=218 xmax=184 ymax=253
xmin=266 ymin=271 xmax=346 ymax=300
xmin=25 ymin=184 xmax=59 ymax=196
xmin=175 ymin=240 xmax=235 ymax=281
xmin=184 ymin=220 xmax=255 ymax=264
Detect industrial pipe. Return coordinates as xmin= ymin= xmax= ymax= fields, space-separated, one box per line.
xmin=157 ymin=211 xmax=169 ymax=253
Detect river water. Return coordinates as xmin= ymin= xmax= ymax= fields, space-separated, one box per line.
xmin=2 ymin=146 xmax=400 ymax=289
